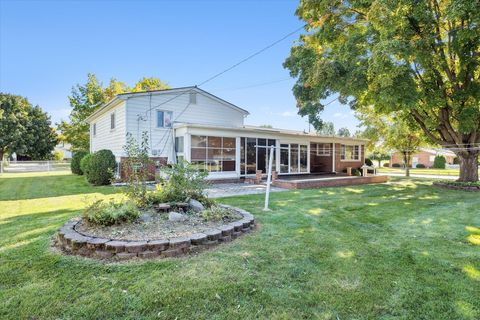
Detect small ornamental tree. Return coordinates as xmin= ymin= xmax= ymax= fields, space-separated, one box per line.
xmin=122 ymin=132 xmax=153 ymax=207
xmin=433 ymin=155 xmax=447 ymax=169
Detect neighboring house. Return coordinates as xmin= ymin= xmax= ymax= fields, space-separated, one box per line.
xmin=391 ymin=147 xmax=456 ymax=168
xmin=86 ymin=86 xmax=367 ymax=180
xmin=54 ymin=142 xmax=72 ymax=159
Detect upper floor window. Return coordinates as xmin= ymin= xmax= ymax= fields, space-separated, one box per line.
xmin=189 ymin=92 xmax=197 ymax=104
xmin=340 ymin=145 xmax=360 ymax=161
xmin=110 ymin=113 xmax=115 ymax=130
xmin=157 ymin=110 xmax=173 ymax=128
xmin=93 ymin=123 xmax=97 ymax=136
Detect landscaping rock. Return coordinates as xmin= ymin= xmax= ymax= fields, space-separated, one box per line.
xmin=190 ymin=233 xmax=207 ymax=245
xmin=168 ymin=211 xmax=187 ymax=222
xmin=139 ymin=213 xmax=153 ymax=223
xmin=124 ymin=241 xmax=148 ymax=253
xmin=169 ymin=237 xmax=191 ymax=249
xmin=148 ymin=239 xmax=169 ymax=251
xmin=188 ymin=199 xmax=204 ymax=212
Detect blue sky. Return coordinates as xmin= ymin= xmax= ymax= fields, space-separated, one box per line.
xmin=0 ymin=0 xmax=359 ymax=133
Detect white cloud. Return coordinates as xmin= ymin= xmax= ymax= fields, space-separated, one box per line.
xmin=333 ymin=112 xmax=344 ymax=118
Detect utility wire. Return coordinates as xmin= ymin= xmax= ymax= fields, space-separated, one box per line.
xmin=198 ymin=24 xmax=306 ymax=87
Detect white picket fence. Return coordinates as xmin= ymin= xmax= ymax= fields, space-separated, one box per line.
xmin=1 ymin=160 xmax=71 ymax=173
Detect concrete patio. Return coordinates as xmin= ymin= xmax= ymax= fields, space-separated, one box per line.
xmin=206 ymin=183 xmax=287 ymax=198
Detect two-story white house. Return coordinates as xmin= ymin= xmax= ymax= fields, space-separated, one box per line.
xmin=86 ymin=86 xmax=367 ymax=180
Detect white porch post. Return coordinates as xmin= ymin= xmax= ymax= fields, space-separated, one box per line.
xmin=235 ymin=137 xmax=241 ymax=177
xmin=184 ymin=133 xmax=191 ymax=162
xmin=332 ymin=142 xmax=336 ymax=173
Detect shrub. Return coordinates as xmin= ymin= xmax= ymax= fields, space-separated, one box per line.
xmin=71 ymin=151 xmax=88 ymax=175
xmin=154 ymin=160 xmax=209 ymax=204
xmin=83 ymin=199 xmax=139 ymax=226
xmin=352 ymin=168 xmax=362 ymax=176
xmin=53 ymin=150 xmax=64 ymax=161
xmin=86 ymin=150 xmax=117 ymax=186
xmin=80 ymin=153 xmax=93 ymax=177
xmin=200 ymin=205 xmax=238 ymax=222
xmin=433 ymin=155 xmax=446 ymax=169
xmin=392 ymin=163 xmax=402 ymax=168
xmin=416 ymin=163 xmax=426 ymax=168
xmin=365 ymin=158 xmax=373 ymax=166
xmin=453 ymin=157 xmax=460 ymax=164
xmin=122 ymin=132 xmax=153 ymax=207
xmin=383 ymin=163 xmax=390 ymax=167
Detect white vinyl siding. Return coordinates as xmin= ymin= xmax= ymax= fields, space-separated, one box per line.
xmin=90 ymin=101 xmax=126 ymax=158
xmin=125 ymin=91 xmax=245 ymax=161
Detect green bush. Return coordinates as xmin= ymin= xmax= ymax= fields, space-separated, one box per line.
xmin=416 ymin=163 xmax=426 ymax=168
xmin=80 ymin=153 xmax=93 ymax=177
xmin=365 ymin=158 xmax=373 ymax=166
xmin=86 ymin=150 xmax=117 ymax=186
xmin=53 ymin=150 xmax=64 ymax=161
xmin=83 ymin=199 xmax=139 ymax=226
xmin=453 ymin=157 xmax=460 ymax=164
xmin=392 ymin=163 xmax=402 ymax=168
xmin=383 ymin=163 xmax=390 ymax=167
xmin=433 ymin=155 xmax=446 ymax=169
xmin=71 ymin=151 xmax=88 ymax=175
xmin=154 ymin=160 xmax=209 ymax=205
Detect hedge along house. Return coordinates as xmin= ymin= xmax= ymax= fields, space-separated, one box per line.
xmin=86 ymin=87 xmax=370 ymax=182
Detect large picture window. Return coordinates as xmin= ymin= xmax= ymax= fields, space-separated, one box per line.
xmin=191 ymin=135 xmax=236 ymax=172
xmin=340 ymin=145 xmax=361 ymax=161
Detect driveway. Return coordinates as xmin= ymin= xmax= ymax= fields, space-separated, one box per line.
xmin=206 ymin=183 xmax=288 ymax=198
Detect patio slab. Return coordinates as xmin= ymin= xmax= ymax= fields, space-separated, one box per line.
xmin=206 ymin=183 xmax=287 ymax=198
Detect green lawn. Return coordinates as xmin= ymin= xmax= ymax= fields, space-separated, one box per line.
xmin=1 ymin=172 xmax=479 ymax=319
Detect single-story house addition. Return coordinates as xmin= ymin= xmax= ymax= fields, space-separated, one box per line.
xmin=86 ymin=86 xmax=368 ymax=181
xmin=391 ymin=147 xmax=456 ymax=168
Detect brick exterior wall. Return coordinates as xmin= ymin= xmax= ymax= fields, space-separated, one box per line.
xmin=391 ymin=151 xmax=456 ymax=168
xmin=120 ymin=157 xmax=168 ymax=181
xmin=335 ymin=144 xmax=365 ymax=173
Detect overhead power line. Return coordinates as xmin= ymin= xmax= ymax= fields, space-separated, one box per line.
xmin=198 ymin=24 xmax=306 ymax=87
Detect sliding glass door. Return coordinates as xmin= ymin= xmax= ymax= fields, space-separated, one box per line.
xmin=278 ymin=143 xmax=308 ymax=174
xmin=240 ymin=138 xmax=276 ymax=175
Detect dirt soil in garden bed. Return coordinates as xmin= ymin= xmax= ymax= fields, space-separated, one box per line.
xmin=75 ymin=209 xmax=243 ymax=241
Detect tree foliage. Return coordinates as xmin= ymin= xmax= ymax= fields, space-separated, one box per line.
xmin=284 ymin=0 xmax=480 ymax=181
xmin=59 ymin=74 xmax=170 ymax=152
xmin=337 ymin=127 xmax=351 ymax=137
xmin=0 ymin=93 xmax=57 ymax=161
xmin=316 ymin=121 xmax=335 ymax=135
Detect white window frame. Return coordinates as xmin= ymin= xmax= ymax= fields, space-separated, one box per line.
xmin=110 ymin=113 xmax=116 ymax=130
xmin=156 ymin=110 xmax=173 ymax=128
xmin=340 ymin=144 xmax=361 ymax=161
xmin=316 ymin=143 xmax=331 ymax=156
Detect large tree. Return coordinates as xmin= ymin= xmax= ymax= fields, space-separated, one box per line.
xmin=284 ymin=0 xmax=480 ymax=181
xmin=59 ymin=74 xmax=170 ymax=151
xmin=0 ymin=94 xmax=57 ymax=166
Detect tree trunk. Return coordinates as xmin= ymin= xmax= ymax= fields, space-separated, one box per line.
xmin=403 ymin=152 xmax=410 ymax=177
xmin=457 ymin=152 xmax=479 ymax=182
xmin=0 ymin=151 xmax=3 ymax=174
xmin=377 ymin=159 xmax=381 ymax=167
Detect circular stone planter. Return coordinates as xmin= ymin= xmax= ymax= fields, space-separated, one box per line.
xmin=433 ymin=181 xmax=480 ymax=192
xmin=54 ymin=205 xmax=255 ymax=260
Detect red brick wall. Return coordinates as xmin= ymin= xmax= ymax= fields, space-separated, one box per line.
xmin=335 ymin=144 xmax=365 ymax=172
xmin=120 ymin=157 xmax=167 ymax=181
xmin=391 ymin=151 xmax=456 ymax=168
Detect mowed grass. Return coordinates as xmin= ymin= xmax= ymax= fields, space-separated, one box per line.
xmin=0 ymin=172 xmax=479 ymax=319
xmin=378 ymin=167 xmax=480 ymax=177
